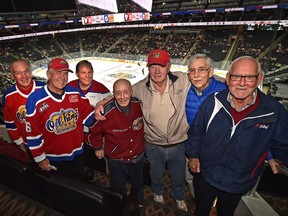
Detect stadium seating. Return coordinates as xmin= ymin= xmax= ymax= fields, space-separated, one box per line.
xmin=45 ymin=175 xmax=113 ymax=216
xmin=45 ymin=175 xmax=139 ymax=216
xmin=0 ymin=152 xmax=139 ymax=216
xmin=0 ymin=154 xmax=50 ymax=205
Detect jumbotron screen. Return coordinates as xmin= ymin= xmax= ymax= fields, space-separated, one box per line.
xmin=1 ymin=0 xmax=77 ymax=13
xmin=77 ymin=0 xmax=152 ymax=13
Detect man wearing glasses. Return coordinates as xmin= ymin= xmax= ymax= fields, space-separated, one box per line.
xmin=186 ymin=54 xmax=226 ymax=128
xmin=185 ymin=54 xmax=226 ymax=198
xmin=186 ymin=56 xmax=288 ymax=216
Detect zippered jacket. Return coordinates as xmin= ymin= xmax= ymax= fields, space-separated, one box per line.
xmin=186 ymin=89 xmax=288 ymax=194
xmin=89 ymin=97 xmax=144 ymax=161
xmin=185 ymin=76 xmax=227 ymax=126
xmin=132 ymin=72 xmax=190 ymax=145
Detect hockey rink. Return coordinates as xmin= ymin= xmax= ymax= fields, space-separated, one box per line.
xmin=32 ymin=57 xmax=227 ymax=91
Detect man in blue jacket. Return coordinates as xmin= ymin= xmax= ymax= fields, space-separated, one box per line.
xmin=185 ymin=54 xmax=226 ymax=197
xmin=186 ymin=56 xmax=288 ymax=216
xmin=185 ymin=54 xmax=226 ymax=127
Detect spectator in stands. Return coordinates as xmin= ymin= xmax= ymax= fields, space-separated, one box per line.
xmin=185 ymin=54 xmax=227 ymax=197
xmin=186 ymin=56 xmax=288 ymax=216
xmin=2 ymin=59 xmax=45 ymax=152
xmin=95 ymin=49 xmax=190 ymax=211
xmin=67 ymin=60 xmax=111 ymax=143
xmin=89 ymin=78 xmax=145 ymax=206
xmin=25 ymin=58 xmax=95 ymax=178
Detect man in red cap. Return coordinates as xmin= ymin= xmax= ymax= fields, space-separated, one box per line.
xmin=25 ymin=58 xmax=95 ymax=179
xmin=95 ymin=49 xmax=190 ymax=211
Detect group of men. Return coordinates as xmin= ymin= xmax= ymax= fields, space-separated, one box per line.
xmin=2 ymin=58 xmax=110 ymax=177
xmin=2 ymin=49 xmax=288 ymax=215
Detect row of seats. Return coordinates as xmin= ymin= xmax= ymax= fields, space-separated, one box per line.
xmin=0 ymin=145 xmax=140 ymax=216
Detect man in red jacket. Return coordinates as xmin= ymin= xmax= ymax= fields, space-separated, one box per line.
xmin=89 ymin=78 xmax=145 ymax=206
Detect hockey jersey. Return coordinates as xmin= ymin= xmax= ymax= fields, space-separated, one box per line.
xmin=68 ymin=79 xmax=111 ymax=107
xmin=2 ymin=80 xmax=46 ymax=145
xmin=25 ymin=85 xmax=95 ymax=163
xmin=68 ymin=79 xmax=111 ymax=143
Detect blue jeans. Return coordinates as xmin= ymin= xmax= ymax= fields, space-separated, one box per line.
xmin=145 ymin=142 xmax=186 ymax=200
xmin=107 ymin=157 xmax=144 ymax=205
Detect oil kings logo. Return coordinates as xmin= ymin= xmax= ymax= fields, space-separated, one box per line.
xmin=46 ymin=108 xmax=79 ymax=134
xmin=16 ymin=105 xmax=26 ymax=123
xmin=132 ymin=117 xmax=143 ymax=130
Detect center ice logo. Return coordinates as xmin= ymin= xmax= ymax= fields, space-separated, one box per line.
xmin=46 ymin=108 xmax=79 ymax=134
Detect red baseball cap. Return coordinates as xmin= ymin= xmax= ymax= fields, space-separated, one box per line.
xmin=48 ymin=58 xmax=73 ymax=73
xmin=147 ymin=49 xmax=170 ymax=67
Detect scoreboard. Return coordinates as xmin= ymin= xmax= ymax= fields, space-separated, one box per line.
xmin=82 ymin=12 xmax=150 ymax=25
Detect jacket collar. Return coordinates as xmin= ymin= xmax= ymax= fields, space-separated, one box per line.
xmin=191 ymin=76 xmax=215 ymax=96
xmin=145 ymin=71 xmax=178 ymax=89
xmin=217 ymin=88 xmax=275 ymax=115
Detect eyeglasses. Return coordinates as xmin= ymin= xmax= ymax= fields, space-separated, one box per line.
xmin=229 ymin=73 xmax=260 ymax=82
xmin=188 ymin=66 xmax=211 ymax=75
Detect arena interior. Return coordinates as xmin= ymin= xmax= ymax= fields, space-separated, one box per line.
xmin=0 ymin=0 xmax=288 ymax=215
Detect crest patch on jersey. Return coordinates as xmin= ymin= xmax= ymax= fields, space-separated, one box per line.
xmin=16 ymin=105 xmax=26 ymax=123
xmin=46 ymin=108 xmax=79 ymax=134
xmin=132 ymin=117 xmax=143 ymax=131
xmin=39 ymin=102 xmax=49 ymax=113
xmin=69 ymin=95 xmax=79 ymax=103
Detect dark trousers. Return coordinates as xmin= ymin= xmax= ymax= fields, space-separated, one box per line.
xmin=50 ymin=154 xmax=85 ymax=180
xmin=193 ymin=173 xmax=243 ymax=216
xmin=107 ymin=157 xmax=144 ymax=205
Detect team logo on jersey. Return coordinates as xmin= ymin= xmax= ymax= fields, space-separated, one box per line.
xmin=16 ymin=105 xmax=26 ymax=123
xmin=132 ymin=117 xmax=143 ymax=131
xmin=46 ymin=108 xmax=79 ymax=134
xmin=39 ymin=102 xmax=49 ymax=113
xmin=69 ymin=95 xmax=79 ymax=103
xmin=255 ymin=124 xmax=269 ymax=129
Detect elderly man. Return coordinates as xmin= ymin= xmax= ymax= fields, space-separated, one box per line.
xmin=2 ymin=59 xmax=45 ymax=152
xmin=185 ymin=54 xmax=226 ymax=126
xmin=89 ymin=78 xmax=145 ymax=206
xmin=186 ymin=56 xmax=288 ymax=216
xmin=185 ymin=54 xmax=226 ymax=197
xmin=26 ymin=58 xmax=94 ymax=178
xmin=96 ymin=49 xmax=190 ymax=211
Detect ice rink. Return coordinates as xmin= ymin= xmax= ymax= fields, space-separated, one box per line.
xmin=32 ymin=57 xmax=226 ymax=91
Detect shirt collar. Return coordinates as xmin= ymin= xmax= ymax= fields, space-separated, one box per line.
xmin=227 ymin=90 xmax=257 ymax=112
xmin=150 ymin=75 xmax=169 ymax=94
